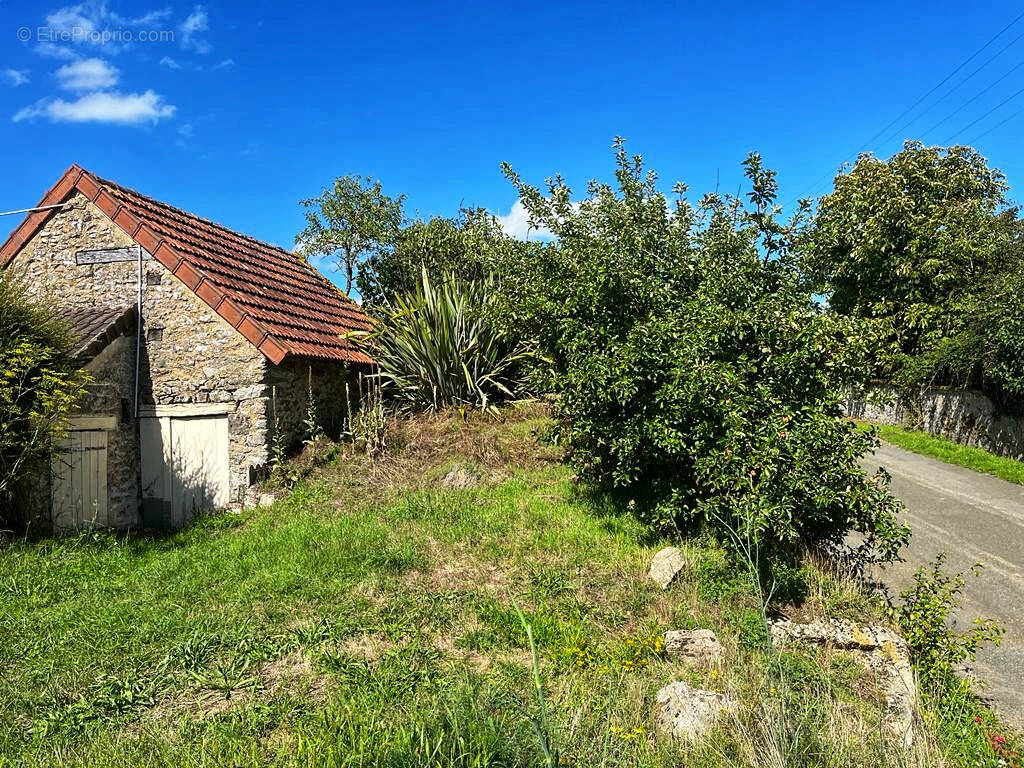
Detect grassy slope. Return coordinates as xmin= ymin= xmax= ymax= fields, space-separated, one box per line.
xmin=0 ymin=408 xmax=995 ymax=767
xmin=864 ymin=423 xmax=1024 ymax=486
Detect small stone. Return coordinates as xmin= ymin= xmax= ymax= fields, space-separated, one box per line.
xmin=648 ymin=547 xmax=686 ymax=589
xmin=653 ymin=681 xmax=738 ymax=741
xmin=440 ymin=464 xmax=480 ymax=489
xmin=257 ymin=492 xmax=278 ymax=508
xmin=664 ymin=629 xmax=723 ymax=667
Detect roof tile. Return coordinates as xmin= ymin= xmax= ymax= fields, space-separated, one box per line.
xmin=1 ymin=166 xmax=374 ymax=365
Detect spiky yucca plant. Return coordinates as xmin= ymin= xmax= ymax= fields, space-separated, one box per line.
xmin=358 ymin=268 xmax=532 ymax=413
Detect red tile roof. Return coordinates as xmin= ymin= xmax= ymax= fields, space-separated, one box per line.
xmin=0 ymin=165 xmax=373 ymax=365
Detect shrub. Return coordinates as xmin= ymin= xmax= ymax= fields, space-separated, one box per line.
xmin=0 ymin=274 xmax=88 ymax=526
xmin=358 ymin=267 xmax=533 ymax=414
xmin=495 ymin=140 xmax=908 ymax=566
xmin=894 ymin=554 xmax=1002 ymax=686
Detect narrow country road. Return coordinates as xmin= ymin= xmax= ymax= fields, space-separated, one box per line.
xmin=860 ymin=442 xmax=1024 ymax=730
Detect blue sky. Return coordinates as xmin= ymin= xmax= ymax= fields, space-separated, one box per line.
xmin=2 ymin=0 xmax=1023 ymax=285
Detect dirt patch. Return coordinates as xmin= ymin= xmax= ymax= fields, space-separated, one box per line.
xmin=139 ymin=650 xmax=328 ymax=726
xmin=334 ymin=632 xmax=402 ymax=661
xmin=439 ymin=463 xmax=483 ymax=489
xmin=402 ymin=550 xmax=509 ymax=595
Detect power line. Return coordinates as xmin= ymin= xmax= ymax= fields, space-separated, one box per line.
xmin=918 ymin=57 xmax=1024 ymax=139
xmin=795 ymin=9 xmax=1024 ymax=201
xmin=868 ymin=27 xmax=1024 ymax=152
xmin=942 ymin=82 xmax=1024 ymax=143
xmin=964 ymin=107 xmax=1022 ymax=144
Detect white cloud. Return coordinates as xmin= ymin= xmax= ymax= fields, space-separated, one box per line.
xmin=2 ymin=69 xmax=30 ymax=87
xmin=14 ymin=90 xmax=176 ymax=125
xmin=213 ymin=58 xmax=234 ymax=69
xmin=36 ymin=42 xmax=81 ymax=60
xmin=45 ymin=2 xmax=172 ymax=36
xmin=180 ymin=6 xmax=211 ymax=53
xmin=178 ymin=122 xmax=193 ymax=138
xmin=45 ymin=4 xmax=99 ymax=35
xmin=495 ymin=199 xmax=554 ymax=240
xmin=56 ymin=57 xmax=118 ymax=90
xmin=159 ymin=55 xmax=181 ymax=69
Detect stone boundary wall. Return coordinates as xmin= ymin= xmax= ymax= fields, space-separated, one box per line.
xmin=844 ymin=385 xmax=1024 ymax=461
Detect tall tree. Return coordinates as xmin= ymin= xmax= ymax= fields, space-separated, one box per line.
xmin=357 ymin=208 xmax=522 ymax=307
xmin=803 ymin=141 xmax=1015 ymax=379
xmin=295 ymin=176 xmax=405 ymax=296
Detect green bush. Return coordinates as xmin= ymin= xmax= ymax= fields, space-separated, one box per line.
xmin=495 ymin=140 xmax=908 ymax=566
xmin=894 ymin=554 xmax=1002 ymax=686
xmin=358 ymin=268 xmax=533 ymax=414
xmin=0 ymin=274 xmax=88 ymax=527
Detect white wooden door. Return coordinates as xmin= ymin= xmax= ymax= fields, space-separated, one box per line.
xmin=140 ymin=411 xmax=230 ymax=527
xmin=52 ymin=429 xmax=108 ymax=530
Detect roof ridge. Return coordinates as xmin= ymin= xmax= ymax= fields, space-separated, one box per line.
xmin=89 ymin=171 xmax=302 ymax=260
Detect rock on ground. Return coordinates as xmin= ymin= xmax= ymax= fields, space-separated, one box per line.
xmin=663 ymin=629 xmax=723 ymax=667
xmin=653 ymin=680 xmax=738 ymax=740
xmin=770 ymin=618 xmax=917 ymax=747
xmin=648 ymin=547 xmax=686 ymax=589
xmin=440 ymin=464 xmax=481 ymax=489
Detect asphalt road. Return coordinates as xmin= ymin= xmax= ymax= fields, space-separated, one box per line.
xmin=860 ymin=442 xmax=1024 ymax=730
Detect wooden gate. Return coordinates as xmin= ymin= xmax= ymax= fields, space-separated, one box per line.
xmin=51 ymin=421 xmax=111 ymax=530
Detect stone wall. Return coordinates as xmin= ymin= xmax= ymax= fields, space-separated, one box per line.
xmin=266 ymin=357 xmax=358 ymax=452
xmin=845 ymin=385 xmax=1024 ymax=461
xmin=7 ymin=191 xmax=271 ymax=513
xmin=80 ymin=334 xmax=138 ymax=526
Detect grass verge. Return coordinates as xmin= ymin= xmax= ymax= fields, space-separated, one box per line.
xmin=861 ymin=422 xmax=1024 ymax=485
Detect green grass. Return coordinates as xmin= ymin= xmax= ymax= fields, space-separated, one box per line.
xmin=0 ymin=409 xmax=1012 ymax=767
xmin=863 ymin=422 xmax=1024 ymax=485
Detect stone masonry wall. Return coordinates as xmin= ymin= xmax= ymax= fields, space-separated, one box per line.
xmin=7 ymin=191 xmax=271 ymax=510
xmin=266 ymin=357 xmax=358 ymax=452
xmin=79 ymin=334 xmax=138 ymax=526
xmin=845 ymin=385 xmax=1024 ymax=461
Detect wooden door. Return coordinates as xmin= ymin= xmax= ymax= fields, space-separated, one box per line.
xmin=141 ymin=412 xmax=230 ymax=528
xmin=51 ymin=429 xmax=108 ymax=530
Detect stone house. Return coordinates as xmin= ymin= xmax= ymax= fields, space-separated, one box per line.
xmin=0 ymin=164 xmax=373 ymax=530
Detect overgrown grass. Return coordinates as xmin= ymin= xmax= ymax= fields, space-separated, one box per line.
xmin=0 ymin=408 xmax=1012 ymax=766
xmin=863 ymin=422 xmax=1024 ymax=485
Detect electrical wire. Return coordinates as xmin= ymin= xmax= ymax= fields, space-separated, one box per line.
xmin=795 ymin=9 xmax=1024 ymax=201
xmin=942 ymin=82 xmax=1024 ymax=143
xmin=964 ymin=107 xmax=1022 ymax=144
xmin=866 ymin=26 xmax=1024 ymax=152
xmin=918 ymin=57 xmax=1024 ymax=139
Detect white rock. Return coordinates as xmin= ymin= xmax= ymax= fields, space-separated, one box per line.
xmin=664 ymin=629 xmax=723 ymax=666
xmin=648 ymin=547 xmax=686 ymax=589
xmin=653 ymin=681 xmax=738 ymax=740
xmin=257 ymin=492 xmax=278 ymax=508
xmin=770 ymin=618 xmax=917 ymax=746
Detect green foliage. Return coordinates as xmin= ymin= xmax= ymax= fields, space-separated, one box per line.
xmin=892 ymin=555 xmax=1018 ymax=768
xmin=358 ymin=208 xmax=527 ymax=307
xmin=359 ymin=268 xmax=533 ymax=414
xmin=893 ymin=554 xmax=1002 ymax=686
xmin=496 ymin=139 xmax=908 ymax=565
xmin=0 ymin=274 xmax=88 ymax=526
xmin=295 ymin=174 xmax=405 ymax=296
xmin=343 ymin=374 xmax=388 ymax=457
xmin=976 ymin=258 xmax=1024 ymax=407
xmin=804 ymin=141 xmax=1020 ymax=390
